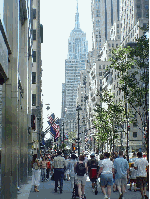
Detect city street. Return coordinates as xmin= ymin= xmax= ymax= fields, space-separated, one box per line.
xmin=26 ymin=176 xmax=148 ymax=199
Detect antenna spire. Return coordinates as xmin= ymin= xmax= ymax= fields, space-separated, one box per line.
xmin=75 ymin=0 xmax=80 ymax=29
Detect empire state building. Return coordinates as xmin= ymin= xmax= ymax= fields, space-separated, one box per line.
xmin=62 ymin=1 xmax=88 ymax=131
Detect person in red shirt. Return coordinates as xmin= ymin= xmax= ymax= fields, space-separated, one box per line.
xmin=46 ymin=158 xmax=51 ymax=180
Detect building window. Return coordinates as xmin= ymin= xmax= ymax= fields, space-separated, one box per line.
xmin=33 ymin=29 xmax=36 ymax=40
xmin=112 ymin=43 xmax=114 ymax=47
xmin=33 ymin=9 xmax=36 ymax=19
xmin=32 ymin=72 xmax=36 ymax=84
xmin=103 ymin=65 xmax=105 ymax=69
xmin=33 ymin=51 xmax=36 ymax=62
xmin=32 ymin=94 xmax=36 ymax=106
xmin=133 ymin=132 xmax=137 ymax=138
xmin=99 ymin=65 xmax=101 ymax=69
xmin=31 ymin=115 xmax=36 ymax=130
xmin=99 ymin=72 xmax=102 ymax=76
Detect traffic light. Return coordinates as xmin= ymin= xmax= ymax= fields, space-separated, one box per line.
xmin=72 ymin=143 xmax=76 ymax=151
xmin=127 ymin=126 xmax=130 ymax=131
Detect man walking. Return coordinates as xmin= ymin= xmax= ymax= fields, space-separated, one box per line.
xmin=134 ymin=152 xmax=149 ymax=199
xmin=113 ymin=151 xmax=129 ymax=199
xmin=53 ymin=151 xmax=66 ymax=193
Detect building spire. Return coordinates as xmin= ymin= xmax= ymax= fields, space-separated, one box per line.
xmin=75 ymin=0 xmax=80 ymax=29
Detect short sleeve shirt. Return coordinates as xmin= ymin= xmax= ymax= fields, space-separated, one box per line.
xmin=101 ymin=158 xmax=114 ymax=174
xmin=134 ymin=158 xmax=148 ymax=177
xmin=54 ymin=155 xmax=66 ymax=169
xmin=114 ymin=157 xmax=129 ymax=179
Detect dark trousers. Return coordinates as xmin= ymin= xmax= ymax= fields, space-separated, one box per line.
xmin=46 ymin=168 xmax=50 ymax=179
xmin=54 ymin=168 xmax=64 ymax=191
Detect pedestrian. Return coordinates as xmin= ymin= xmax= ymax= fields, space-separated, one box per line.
xmin=113 ymin=150 xmax=129 ymax=199
xmin=75 ymin=155 xmax=88 ymax=199
xmin=98 ymin=154 xmax=104 ymax=168
xmin=53 ymin=151 xmax=66 ymax=193
xmin=41 ymin=156 xmax=47 ymax=182
xmin=87 ymin=153 xmax=98 ymax=189
xmin=46 ymin=157 xmax=51 ymax=180
xmin=31 ymin=154 xmax=40 ymax=192
xmin=89 ymin=159 xmax=99 ymax=192
xmin=67 ymin=154 xmax=77 ymax=189
xmin=134 ymin=152 xmax=149 ymax=199
xmin=64 ymin=154 xmax=70 ymax=181
xmin=97 ymin=152 xmax=114 ymax=199
xmin=84 ymin=152 xmax=88 ymax=163
xmin=128 ymin=163 xmax=137 ymax=191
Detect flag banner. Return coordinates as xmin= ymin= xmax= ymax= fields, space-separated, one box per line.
xmin=47 ymin=114 xmax=60 ymax=140
xmin=55 ymin=124 xmax=60 ymax=140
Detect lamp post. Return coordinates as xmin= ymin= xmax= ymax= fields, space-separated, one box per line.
xmin=76 ymin=105 xmax=82 ymax=157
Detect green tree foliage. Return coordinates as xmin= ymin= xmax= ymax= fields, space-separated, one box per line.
xmin=45 ymin=138 xmax=53 ymax=150
xmin=108 ymin=26 xmax=149 ymax=159
xmin=93 ymin=91 xmax=124 ymax=152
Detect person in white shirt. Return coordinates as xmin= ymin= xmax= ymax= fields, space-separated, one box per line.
xmin=97 ymin=152 xmax=114 ymax=199
xmin=128 ymin=163 xmax=137 ymax=191
xmin=134 ymin=152 xmax=149 ymax=199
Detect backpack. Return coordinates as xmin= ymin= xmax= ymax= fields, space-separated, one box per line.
xmin=76 ymin=162 xmax=86 ymax=176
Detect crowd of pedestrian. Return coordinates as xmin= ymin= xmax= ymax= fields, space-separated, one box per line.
xmin=31 ymin=150 xmax=149 ymax=199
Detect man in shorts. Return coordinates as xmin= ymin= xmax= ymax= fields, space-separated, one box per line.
xmin=113 ymin=151 xmax=129 ymax=199
xmin=134 ymin=152 xmax=149 ymax=199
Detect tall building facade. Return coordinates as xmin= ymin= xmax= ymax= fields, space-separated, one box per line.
xmin=0 ymin=0 xmax=43 ymax=198
xmin=62 ymin=1 xmax=88 ymax=134
xmin=31 ymin=0 xmax=43 ymax=157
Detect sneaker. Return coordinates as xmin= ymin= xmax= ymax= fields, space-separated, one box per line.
xmin=92 ymin=188 xmax=95 ymax=193
xmin=119 ymin=193 xmax=123 ymax=199
xmin=104 ymin=195 xmax=108 ymax=199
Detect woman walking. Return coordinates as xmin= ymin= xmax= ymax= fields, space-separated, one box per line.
xmin=31 ymin=154 xmax=40 ymax=192
xmin=75 ymin=155 xmax=88 ymax=199
xmin=41 ymin=156 xmax=47 ymax=182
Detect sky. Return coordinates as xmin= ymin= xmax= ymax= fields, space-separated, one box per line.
xmin=41 ymin=0 xmax=93 ymax=136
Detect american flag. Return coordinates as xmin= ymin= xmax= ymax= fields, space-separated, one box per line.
xmin=55 ymin=124 xmax=60 ymax=140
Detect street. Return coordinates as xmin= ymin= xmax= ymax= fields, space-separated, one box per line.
xmin=26 ymin=176 xmax=148 ymax=199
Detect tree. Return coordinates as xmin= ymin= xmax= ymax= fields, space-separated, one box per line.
xmin=108 ymin=27 xmax=149 ymax=159
xmin=94 ymin=90 xmax=125 ymax=153
xmin=45 ymin=138 xmax=53 ymax=150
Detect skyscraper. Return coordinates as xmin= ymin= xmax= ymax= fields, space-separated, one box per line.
xmin=62 ymin=0 xmax=88 ymax=132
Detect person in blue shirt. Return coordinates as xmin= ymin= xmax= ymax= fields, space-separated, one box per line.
xmin=113 ymin=151 xmax=129 ymax=199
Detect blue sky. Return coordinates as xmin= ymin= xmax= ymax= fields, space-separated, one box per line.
xmin=41 ymin=0 xmax=93 ymax=135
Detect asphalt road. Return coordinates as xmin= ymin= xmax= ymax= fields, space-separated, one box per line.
xmin=28 ymin=176 xmax=148 ymax=199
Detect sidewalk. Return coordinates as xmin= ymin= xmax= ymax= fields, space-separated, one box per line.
xmin=25 ymin=175 xmax=149 ymax=199
xmin=17 ymin=176 xmax=32 ymax=199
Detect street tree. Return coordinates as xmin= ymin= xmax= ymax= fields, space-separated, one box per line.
xmin=94 ymin=90 xmax=125 ymax=153
xmin=108 ymin=27 xmax=149 ymax=159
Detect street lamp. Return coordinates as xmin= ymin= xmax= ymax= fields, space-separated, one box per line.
xmin=76 ymin=105 xmax=82 ymax=157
